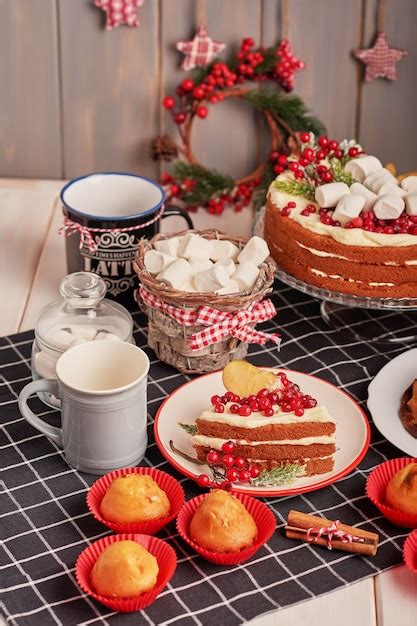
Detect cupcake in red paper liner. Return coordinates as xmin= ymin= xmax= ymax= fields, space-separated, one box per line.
xmin=403 ymin=529 xmax=417 ymax=574
xmin=177 ymin=489 xmax=275 ymax=565
xmin=76 ymin=533 xmax=176 ymax=612
xmin=87 ymin=467 xmax=184 ymax=535
xmin=366 ymin=458 xmax=417 ymax=528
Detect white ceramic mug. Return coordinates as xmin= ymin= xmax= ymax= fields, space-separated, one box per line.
xmin=18 ymin=341 xmax=150 ymax=475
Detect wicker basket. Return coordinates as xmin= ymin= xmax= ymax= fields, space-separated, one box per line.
xmin=133 ymin=229 xmax=276 ymax=374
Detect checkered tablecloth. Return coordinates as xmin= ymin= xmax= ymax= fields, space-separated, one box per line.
xmin=1 ymin=284 xmax=416 ymax=626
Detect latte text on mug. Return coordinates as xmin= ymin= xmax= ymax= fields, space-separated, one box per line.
xmin=83 ymin=256 xmax=134 ymax=277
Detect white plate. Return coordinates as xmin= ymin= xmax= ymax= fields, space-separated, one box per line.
xmin=367 ymin=348 xmax=417 ymax=457
xmin=155 ymin=369 xmax=370 ymax=497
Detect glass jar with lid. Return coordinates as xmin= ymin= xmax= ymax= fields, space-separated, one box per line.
xmin=31 ymin=272 xmax=134 ymax=406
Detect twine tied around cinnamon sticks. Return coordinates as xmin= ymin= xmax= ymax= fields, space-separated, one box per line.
xmin=286 ymin=510 xmax=379 ymax=556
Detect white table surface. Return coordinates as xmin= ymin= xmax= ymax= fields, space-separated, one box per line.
xmin=0 ymin=178 xmax=416 ymax=626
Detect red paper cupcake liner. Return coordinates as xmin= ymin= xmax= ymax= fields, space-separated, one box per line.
xmin=403 ymin=529 xmax=417 ymax=574
xmin=366 ymin=457 xmax=417 ymax=528
xmin=75 ymin=533 xmax=176 ymax=612
xmin=87 ymin=467 xmax=184 ymax=535
xmin=176 ymin=491 xmax=276 ymax=565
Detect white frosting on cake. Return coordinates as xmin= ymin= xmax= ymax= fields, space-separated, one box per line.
xmin=192 ymin=434 xmax=335 ymax=448
xmin=197 ymin=404 xmax=335 ymax=427
xmin=310 ymin=268 xmax=394 ymax=286
xmin=269 ymin=175 xmax=416 ymax=248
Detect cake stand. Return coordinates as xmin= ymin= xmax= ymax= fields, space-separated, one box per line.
xmin=275 ymin=267 xmax=417 ymax=344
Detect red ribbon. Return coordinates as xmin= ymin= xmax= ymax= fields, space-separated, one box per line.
xmin=139 ymin=286 xmax=280 ymax=351
xmin=306 ymin=520 xmax=365 ymax=551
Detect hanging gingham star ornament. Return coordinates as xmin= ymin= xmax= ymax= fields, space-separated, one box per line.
xmin=176 ymin=26 xmax=226 ymax=72
xmin=95 ymin=0 xmax=144 ymax=31
xmin=354 ymin=32 xmax=407 ymax=81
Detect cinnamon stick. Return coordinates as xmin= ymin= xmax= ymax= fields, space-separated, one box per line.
xmin=286 ymin=510 xmax=379 ymax=556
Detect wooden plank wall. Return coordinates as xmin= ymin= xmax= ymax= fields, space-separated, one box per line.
xmin=1 ymin=0 xmax=416 ymax=180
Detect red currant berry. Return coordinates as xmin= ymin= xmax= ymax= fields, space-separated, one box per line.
xmin=318 ymin=135 xmax=329 ymax=148
xmin=197 ymin=474 xmax=210 ymax=487
xmin=249 ymin=401 xmax=259 ymax=412
xmin=299 ymin=156 xmax=309 ymax=167
xmin=288 ymin=162 xmax=300 ymax=172
xmin=211 ymin=395 xmax=221 ymax=405
xmin=219 ymin=479 xmax=232 ymax=491
xmin=263 ymin=407 xmax=274 ymax=417
xmin=238 ymin=470 xmax=251 ymax=483
xmin=206 ymin=450 xmax=220 ymax=464
xmin=181 ymin=79 xmax=194 ymax=92
xmin=268 ymin=392 xmax=278 ymax=403
xmin=249 ymin=465 xmax=261 ymax=479
xmin=230 ymin=403 xmax=240 ymax=414
xmin=224 ymin=391 xmax=235 ymax=402
xmin=278 ymin=154 xmax=289 ymax=166
xmin=288 ymin=201 xmax=296 ymax=208
xmin=321 ymin=172 xmax=333 ymax=183
xmin=222 ymin=454 xmax=235 ymax=468
xmin=196 ymin=105 xmax=208 ymax=119
xmin=328 ymin=140 xmax=338 ymax=151
xmin=300 ymin=132 xmax=311 ymax=143
xmin=220 ymin=395 xmax=228 ymax=404
xmin=258 ymin=398 xmax=272 ymax=411
xmin=169 ymin=184 xmax=180 ymax=197
xmin=334 ymin=149 xmax=343 ymax=159
xmin=257 ymin=388 xmax=269 ymax=399
xmin=238 ymin=405 xmax=251 ymax=417
xmin=222 ymin=441 xmax=235 ymax=454
xmin=162 ymin=96 xmax=175 ymax=110
xmin=280 ymin=206 xmax=291 ymax=216
xmin=269 ymin=150 xmax=280 ymax=161
xmin=348 ymin=147 xmax=359 ymax=157
xmin=174 ymin=112 xmax=186 ymax=124
xmin=215 ymin=404 xmax=225 ymax=413
xmin=351 ymin=216 xmax=364 ymax=228
xmin=226 ymin=468 xmax=239 ymax=482
xmin=240 ymin=397 xmax=248 ymax=404
xmin=234 ymin=456 xmax=246 ymax=469
xmin=274 ymin=164 xmax=285 ymax=174
xmin=192 ymin=87 xmax=205 ymax=100
xmin=295 ymin=407 xmax=305 ymax=416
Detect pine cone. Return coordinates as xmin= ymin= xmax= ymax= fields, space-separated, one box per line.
xmin=150 ymin=135 xmax=179 ymax=161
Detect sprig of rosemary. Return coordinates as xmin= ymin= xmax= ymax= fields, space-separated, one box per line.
xmin=272 ymin=179 xmax=316 ymax=201
xmin=329 ymin=158 xmax=355 ymax=186
xmin=252 ymin=463 xmax=306 ymax=487
xmin=178 ymin=422 xmax=197 ymax=435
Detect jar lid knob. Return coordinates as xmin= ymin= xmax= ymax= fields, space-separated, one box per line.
xmin=59 ymin=272 xmax=107 ymax=307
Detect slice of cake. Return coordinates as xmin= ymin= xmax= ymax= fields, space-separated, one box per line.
xmin=189 ymin=362 xmax=336 ymax=479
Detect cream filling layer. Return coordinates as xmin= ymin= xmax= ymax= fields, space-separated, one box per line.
xmin=296 ymin=242 xmax=417 ymax=265
xmin=268 ymin=175 xmax=417 ymax=248
xmin=197 ymin=404 xmax=335 ymax=428
xmin=192 ymin=435 xmax=335 ymax=448
xmin=310 ymin=268 xmax=395 ymax=286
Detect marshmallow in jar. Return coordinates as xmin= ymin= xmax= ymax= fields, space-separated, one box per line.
xmin=31 ymin=272 xmax=134 ymax=407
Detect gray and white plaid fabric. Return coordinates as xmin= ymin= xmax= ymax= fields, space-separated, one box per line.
xmin=1 ymin=285 xmax=414 ymax=625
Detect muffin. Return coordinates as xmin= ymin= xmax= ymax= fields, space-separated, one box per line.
xmin=100 ymin=475 xmax=170 ymax=524
xmin=386 ymin=464 xmax=417 ymax=515
xmin=91 ymin=540 xmax=159 ymax=598
xmin=189 ymin=490 xmax=257 ymax=553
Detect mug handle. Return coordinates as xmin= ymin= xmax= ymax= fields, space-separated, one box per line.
xmin=162 ymin=205 xmax=194 ymax=229
xmin=18 ymin=380 xmax=63 ymax=446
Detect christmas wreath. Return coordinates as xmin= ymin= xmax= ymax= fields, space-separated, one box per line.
xmin=152 ymin=37 xmax=326 ymax=214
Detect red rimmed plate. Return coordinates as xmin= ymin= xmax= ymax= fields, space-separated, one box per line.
xmin=75 ymin=533 xmax=176 ymax=612
xmin=87 ymin=467 xmax=184 ymax=535
xmin=154 ymin=368 xmax=370 ymax=497
xmin=366 ymin=457 xmax=417 ymax=528
xmin=177 ymin=492 xmax=275 ymax=564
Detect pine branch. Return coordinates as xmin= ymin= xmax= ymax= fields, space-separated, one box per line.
xmin=243 ymin=89 xmax=326 ymax=138
xmin=178 ymin=422 xmax=197 ymax=435
xmin=273 ymin=178 xmax=316 ymax=201
xmin=329 ymin=158 xmax=354 ymax=186
xmin=171 ymin=162 xmax=235 ymax=205
xmin=253 ymin=46 xmax=279 ymax=75
xmin=253 ymin=161 xmax=276 ymax=212
xmin=252 ymin=463 xmax=306 ymax=487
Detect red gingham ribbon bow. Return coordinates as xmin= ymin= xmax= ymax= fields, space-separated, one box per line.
xmin=306 ymin=520 xmax=365 ymax=551
xmin=139 ymin=286 xmax=280 ymax=351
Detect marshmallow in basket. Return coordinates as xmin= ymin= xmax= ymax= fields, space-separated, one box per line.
xmin=144 ymin=234 xmax=270 ymax=295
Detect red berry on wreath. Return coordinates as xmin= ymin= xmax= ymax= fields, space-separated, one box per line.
xmin=181 ymin=78 xmax=194 ymax=92
xmin=192 ymin=86 xmax=206 ymax=100
xmin=196 ymin=106 xmax=208 ymax=119
xmin=162 ymin=96 xmax=175 ymax=110
xmin=234 ymin=456 xmax=246 ymax=469
xmin=274 ymin=164 xmax=284 ymax=174
xmin=169 ymin=184 xmax=180 ymax=197
xmin=222 ymin=454 xmax=235 ymax=468
xmin=270 ymin=150 xmax=280 ymax=161
xmin=161 ymin=172 xmax=172 ymax=184
xmin=226 ymin=468 xmax=239 ymax=482
xmin=197 ymin=474 xmax=210 ymax=487
xmin=206 ymin=450 xmax=220 ymax=464
xmin=278 ymin=155 xmax=288 ymax=166
xmin=222 ymin=440 xmax=235 ymax=454
xmin=174 ymin=112 xmax=186 ymax=124
xmin=238 ymin=470 xmax=251 ymax=483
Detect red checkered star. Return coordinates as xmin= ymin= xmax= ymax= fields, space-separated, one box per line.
xmin=176 ymin=26 xmax=226 ymax=71
xmin=354 ymin=32 xmax=407 ymax=81
xmin=95 ymin=0 xmax=144 ymax=31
